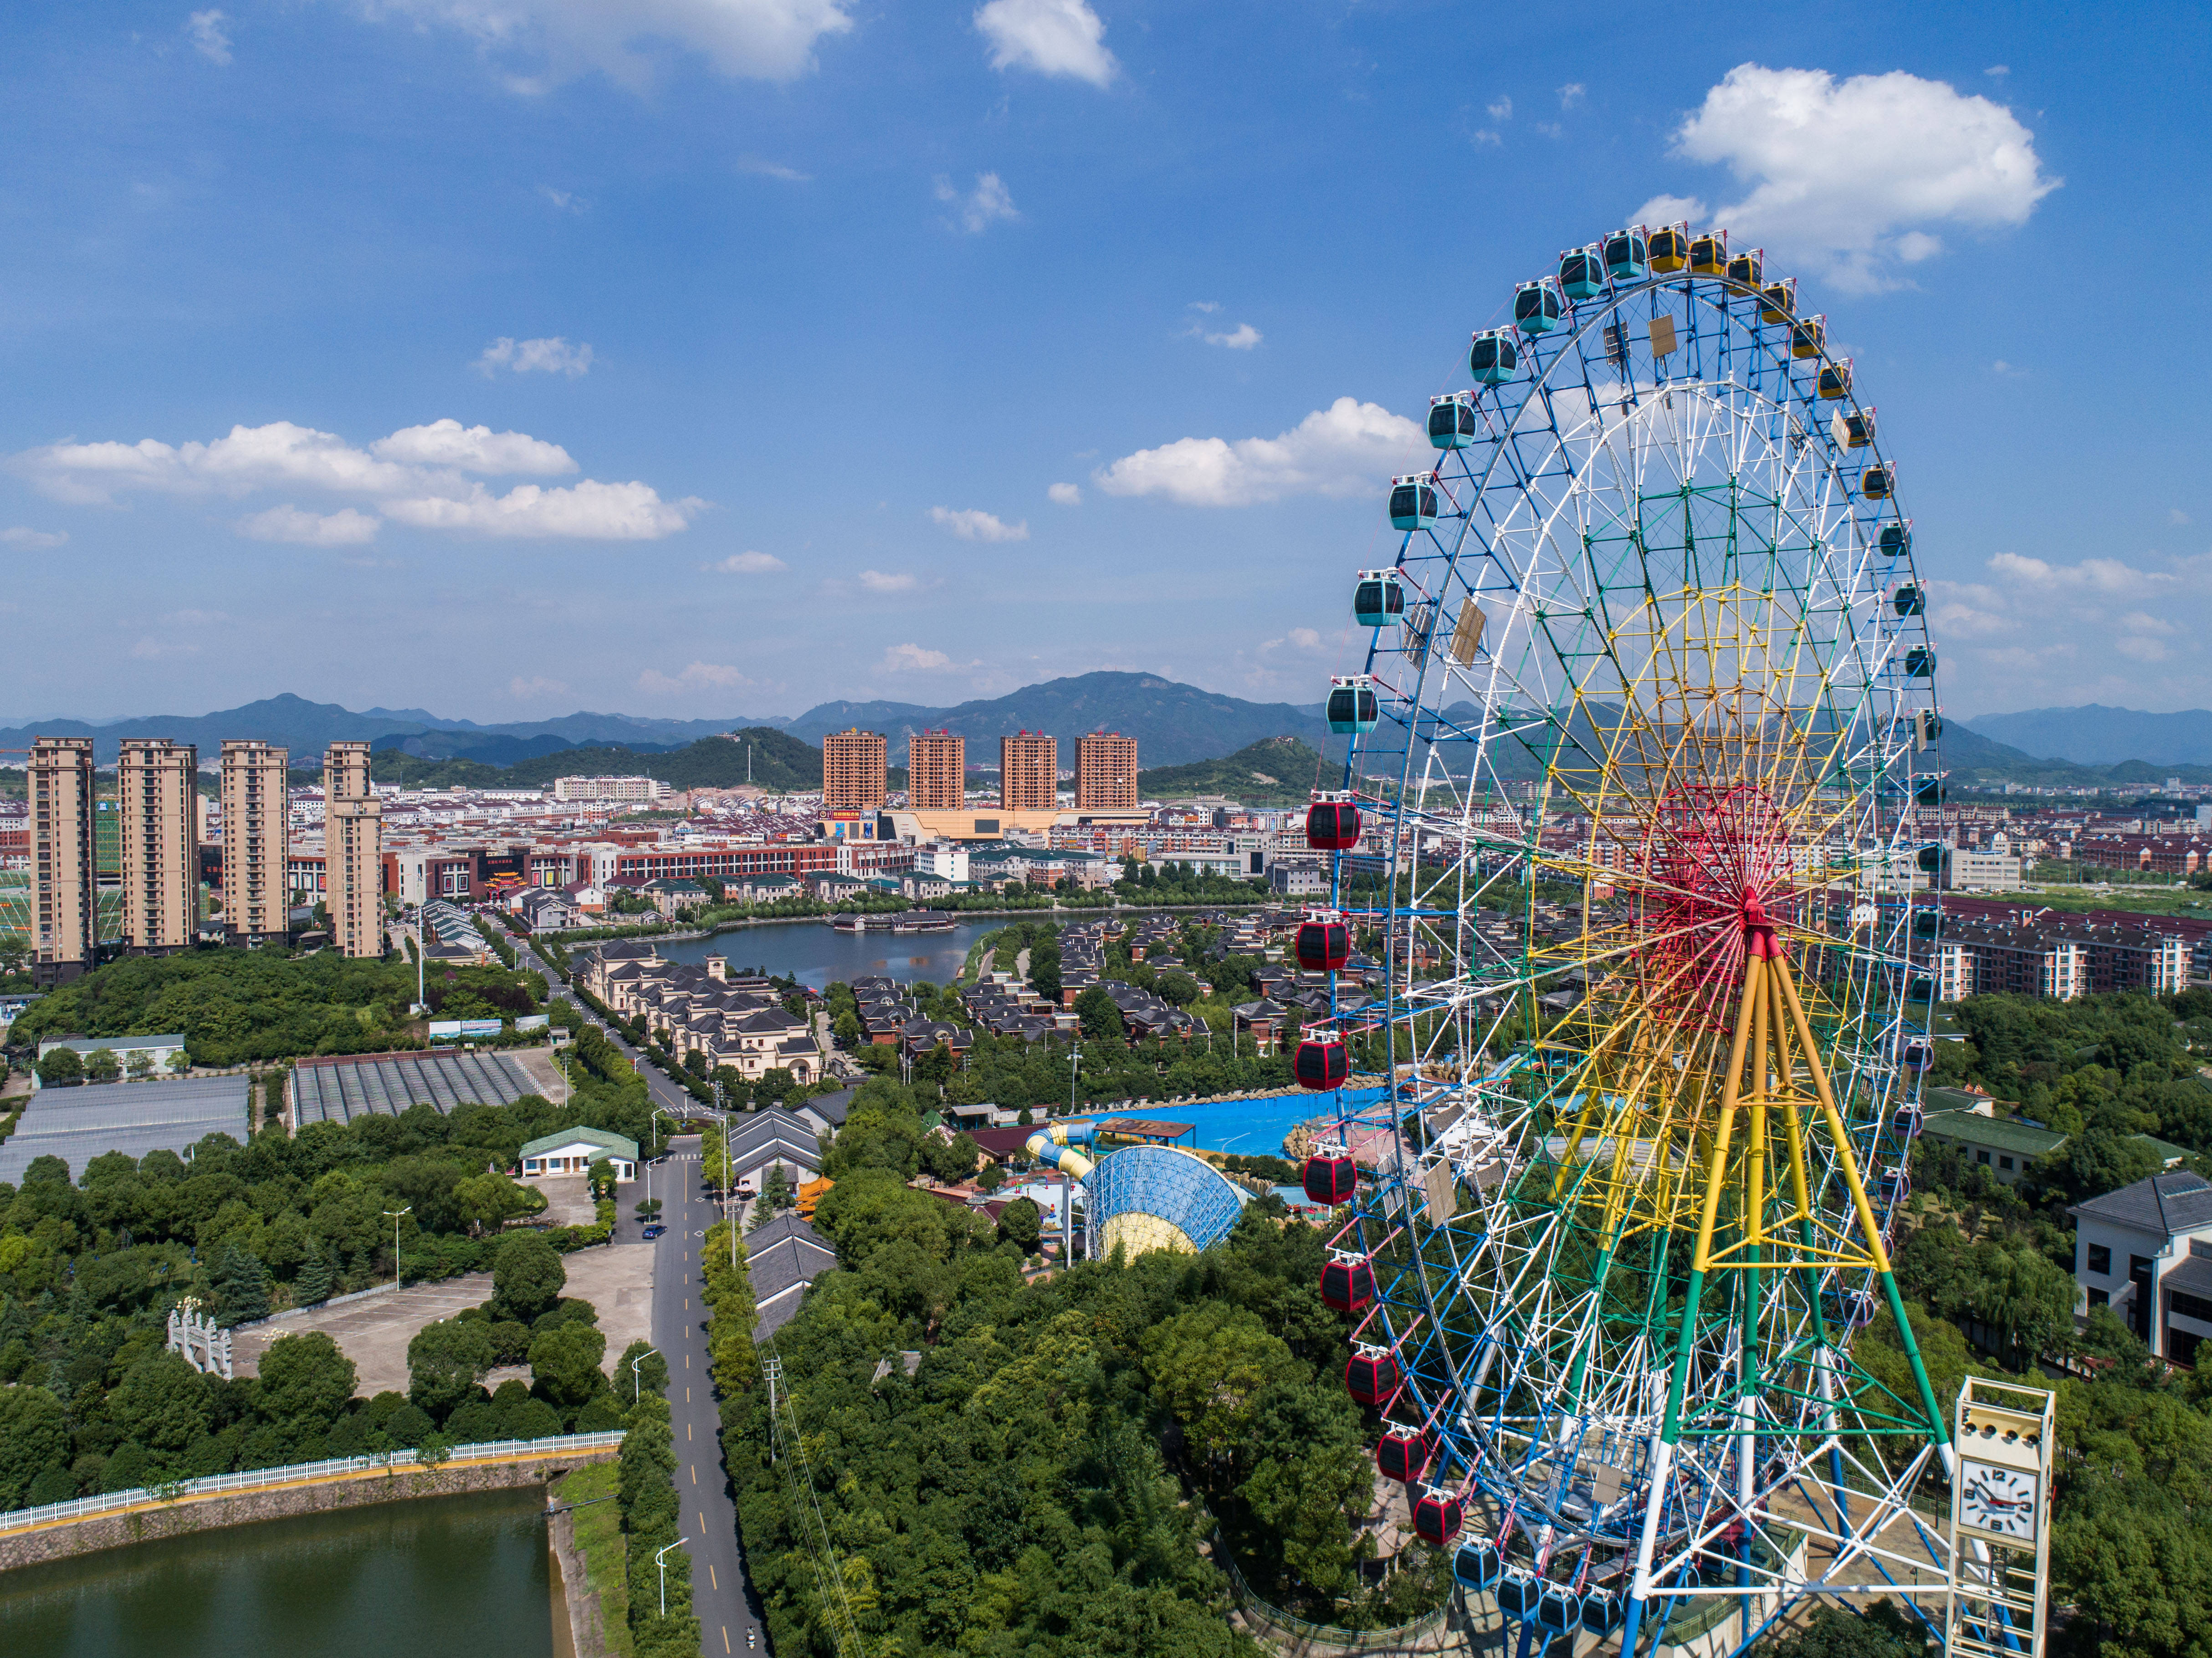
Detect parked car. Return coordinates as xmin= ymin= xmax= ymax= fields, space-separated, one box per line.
xmin=641 ymin=1223 xmax=666 ymax=1239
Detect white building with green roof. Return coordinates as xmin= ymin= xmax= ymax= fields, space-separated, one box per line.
xmin=519 ymin=1125 xmax=638 ymax=1181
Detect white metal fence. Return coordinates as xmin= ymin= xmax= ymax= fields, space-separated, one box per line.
xmin=0 ymin=1430 xmax=625 ymax=1536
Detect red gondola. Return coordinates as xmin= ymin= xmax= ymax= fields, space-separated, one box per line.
xmin=1413 ymin=1492 xmax=1463 ymax=1547
xmin=1306 ymin=800 xmax=1362 ymax=851
xmin=1295 ymin=1029 xmax=1348 ymax=1091
xmin=1295 ymin=916 xmax=1352 ymax=972
xmin=1320 ymin=1256 xmax=1374 ymax=1314
xmin=1377 ymin=1430 xmax=1430 ymax=1484
xmin=1302 ymin=1153 xmax=1357 ymax=1206
xmin=1346 ymin=1351 xmax=1400 ymax=1406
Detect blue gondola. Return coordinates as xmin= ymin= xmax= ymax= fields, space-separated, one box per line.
xmin=1894 ymin=584 xmax=1924 ymax=616
xmin=1514 ymin=277 xmax=1564 ymax=335
xmin=1689 ymin=229 xmax=1728 ymax=274
xmin=1649 ymin=222 xmax=1689 ymax=273
xmin=1428 ymin=392 xmax=1477 ymax=450
xmin=1469 ymin=328 xmax=1519 ymax=385
xmin=1498 ymin=1571 xmax=1540 ymax=1621
xmin=1536 ymin=1585 xmax=1585 ymax=1634
xmin=1454 ymin=1540 xmax=1504 ymax=1591
xmin=1760 ymin=277 xmax=1797 ymax=323
xmin=1558 ymin=245 xmax=1606 ymax=300
xmin=1388 ymin=473 xmax=1439 ymax=531
xmin=1580 ymin=1591 xmax=1623 ymax=1637
xmin=1353 ymin=569 xmax=1406 ymax=628
xmin=1843 ymin=406 xmax=1876 ymax=447
xmin=1863 ymin=462 xmax=1894 ymax=501
xmin=1727 ymin=247 xmax=1763 ymax=286
xmin=1792 ymin=314 xmax=1826 ymax=358
xmin=1603 ymin=225 xmax=1649 ymax=281
xmin=1327 ymin=676 xmax=1380 ymax=735
xmin=1818 ymin=358 xmax=1853 ymax=400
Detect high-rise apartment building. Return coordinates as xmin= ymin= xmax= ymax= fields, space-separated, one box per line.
xmin=823 ymin=728 xmax=888 ymax=813
xmin=1076 ymin=732 xmax=1140 ymax=809
xmin=1001 ymin=732 xmax=1058 ymax=812
xmin=907 ymin=730 xmax=966 ymax=810
xmin=117 ymin=739 xmax=200 ymax=952
xmin=29 ymin=737 xmax=95 ymax=985
xmin=324 ymin=740 xmax=383 ymax=958
xmin=220 ymin=740 xmax=290 ymax=942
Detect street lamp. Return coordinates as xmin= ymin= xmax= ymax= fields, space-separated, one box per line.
xmin=631 ymin=1347 xmax=657 ymax=1402
xmin=381 ymin=1207 xmax=410 ymax=1286
xmin=656 ymin=1537 xmax=689 ymax=1617
xmin=1068 ymin=1045 xmax=1081 ymax=1116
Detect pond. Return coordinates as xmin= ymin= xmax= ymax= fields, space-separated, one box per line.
xmin=0 ymin=1489 xmax=555 ymax=1658
xmin=655 ymin=916 xmax=1004 ymax=991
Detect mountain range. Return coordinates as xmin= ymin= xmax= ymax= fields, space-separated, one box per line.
xmin=1962 ymin=706 xmax=2212 ymax=768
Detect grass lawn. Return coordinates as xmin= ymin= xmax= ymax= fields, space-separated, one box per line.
xmin=558 ymin=1461 xmax=634 ymax=1657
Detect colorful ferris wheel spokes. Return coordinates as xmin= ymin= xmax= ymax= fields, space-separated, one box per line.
xmin=1299 ymin=224 xmax=1955 ymax=1652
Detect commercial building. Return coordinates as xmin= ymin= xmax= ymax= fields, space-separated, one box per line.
xmin=117 ymin=738 xmax=200 ymax=952
xmin=220 ymin=740 xmax=289 ymax=943
xmin=1001 ymin=732 xmax=1058 ymax=812
xmin=324 ymin=740 xmax=382 ymax=958
xmin=907 ymin=730 xmax=965 ymax=810
xmin=1076 ymin=731 xmax=1140 ymax=810
xmin=552 ymin=775 xmax=669 ymax=804
xmin=823 ymin=728 xmax=888 ymax=814
xmin=29 ymin=737 xmax=96 ymax=985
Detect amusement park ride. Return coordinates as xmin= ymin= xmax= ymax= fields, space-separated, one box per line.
xmin=1290 ymin=222 xmax=2054 ymax=1657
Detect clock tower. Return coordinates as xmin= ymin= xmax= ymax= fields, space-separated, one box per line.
xmin=1946 ymin=1378 xmax=2054 ymax=1658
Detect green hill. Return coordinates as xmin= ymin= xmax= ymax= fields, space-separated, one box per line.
xmin=371 ymin=727 xmax=825 ymax=793
xmin=1138 ymin=736 xmax=1335 ymax=804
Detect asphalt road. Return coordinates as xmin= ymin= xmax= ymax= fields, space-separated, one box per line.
xmin=498 ymin=923 xmax=763 ymax=1656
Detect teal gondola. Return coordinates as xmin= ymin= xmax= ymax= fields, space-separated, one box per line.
xmin=1469 ymin=328 xmax=1519 ymax=385
xmin=1893 ymin=584 xmax=1924 ymax=616
xmin=1514 ymin=278 xmax=1563 ymax=335
xmin=1905 ymin=646 xmax=1935 ymax=678
xmin=1428 ymin=392 xmax=1477 ymax=449
xmin=1388 ymin=473 xmax=1439 ymax=531
xmin=1879 ymin=521 xmax=1912 ymax=560
xmin=1326 ymin=676 xmax=1380 ymax=735
xmin=1603 ymin=225 xmax=1648 ymax=281
xmin=1353 ymin=569 xmax=1406 ymax=628
xmin=1557 ymin=246 xmax=1605 ymax=300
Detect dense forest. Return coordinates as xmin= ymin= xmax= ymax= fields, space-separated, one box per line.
xmin=9 ymin=950 xmax=553 ymax=1068
xmin=720 ymin=1079 xmax=1441 ymax=1657
xmin=0 ymin=1039 xmax=664 ymax=1509
xmin=369 ymin=727 xmax=824 ymax=792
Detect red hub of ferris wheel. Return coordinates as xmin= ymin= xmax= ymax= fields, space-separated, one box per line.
xmin=1635 ymin=783 xmax=1797 ymax=1032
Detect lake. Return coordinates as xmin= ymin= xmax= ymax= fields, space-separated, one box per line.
xmin=0 ymin=1490 xmax=554 ymax=1658
xmin=655 ymin=916 xmax=1004 ymax=990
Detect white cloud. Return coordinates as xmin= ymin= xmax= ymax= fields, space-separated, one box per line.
xmin=857 ymin=569 xmax=918 ymax=593
xmin=384 ymin=480 xmax=701 ymax=539
xmin=8 ymin=416 xmax=694 ymax=541
xmin=1487 ymin=94 xmax=1512 ymax=121
xmin=1187 ymin=300 xmax=1221 ymax=314
xmin=880 ymin=643 xmax=952 ymax=672
xmin=638 ymin=661 xmax=753 ymax=695
xmin=1640 ymin=64 xmax=2058 ymax=292
xmin=476 ymin=336 xmax=594 ymax=377
xmin=974 ymin=0 xmax=1115 ymax=87
xmin=1473 ymin=130 xmax=1502 ymax=148
xmin=510 ymin=674 xmax=568 ymax=698
xmin=930 ymin=506 xmax=1029 ymax=542
xmin=1985 ymin=65 xmax=2009 ymax=77
xmin=370 ymin=419 xmax=577 ymax=473
xmin=1201 ymin=322 xmax=1262 ymax=350
xmin=236 ymin=505 xmax=382 ymax=546
xmin=1048 ymin=482 xmax=1081 ymax=506
xmin=540 ymin=185 xmax=588 ymax=213
xmin=0 ymin=527 xmax=67 ymax=549
xmin=935 ymin=172 xmax=1019 ymax=234
xmin=1260 ymin=626 xmax=1325 ymax=653
xmin=364 ymin=0 xmax=854 ymax=91
xmin=1558 ymin=83 xmax=1584 ymax=108
xmin=1094 ymin=395 xmax=1423 ymax=508
xmin=1636 ymin=192 xmax=1706 ymax=227
xmin=187 ymin=9 xmax=232 ymax=64
xmin=2167 ymin=509 xmax=2191 ymax=527
xmin=737 ymin=157 xmax=811 ymax=181
xmin=707 ymin=550 xmax=787 ymax=573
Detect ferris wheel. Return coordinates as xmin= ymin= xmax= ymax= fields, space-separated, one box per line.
xmin=1295 ymin=224 xmax=1959 ymax=1653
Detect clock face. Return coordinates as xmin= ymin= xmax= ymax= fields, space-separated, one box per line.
xmin=1959 ymin=1459 xmax=2038 ymax=1542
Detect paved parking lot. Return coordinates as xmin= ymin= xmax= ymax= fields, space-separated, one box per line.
xmin=231 ymin=1234 xmax=656 ymax=1396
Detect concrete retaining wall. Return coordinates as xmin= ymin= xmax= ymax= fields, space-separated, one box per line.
xmin=0 ymin=1449 xmax=618 ymax=1572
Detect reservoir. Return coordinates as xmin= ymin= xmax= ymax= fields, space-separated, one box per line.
xmin=0 ymin=1489 xmax=553 ymax=1658
xmin=655 ymin=915 xmax=1003 ymax=990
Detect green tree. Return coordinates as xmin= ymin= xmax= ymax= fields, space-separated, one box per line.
xmin=998 ymin=1195 xmax=1042 ymax=1253
xmin=490 ymin=1233 xmax=566 ymax=1322
xmin=294 ymin=1238 xmax=336 ymax=1305
xmin=407 ymin=1316 xmax=497 ymax=1418
xmin=35 ymin=1047 xmax=83 ymax=1087
xmin=530 ymin=1322 xmax=610 ymax=1410
xmin=108 ymin=1349 xmax=212 ymax=1457
xmin=256 ymin=1331 xmax=358 ymax=1433
xmin=454 ymin=1170 xmax=547 ymax=1233
xmin=210 ymin=1243 xmax=272 ymax=1325
xmin=0 ymin=1386 xmax=69 ymax=1510
xmin=1751 ymin=1603 xmax=1930 ymax=1658
xmin=1075 ymin=986 xmax=1125 ymax=1043
xmin=83 ymin=1048 xmax=122 ymax=1083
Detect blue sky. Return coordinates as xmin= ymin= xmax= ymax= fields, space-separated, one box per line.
xmin=1 ymin=0 xmax=2203 ymax=725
